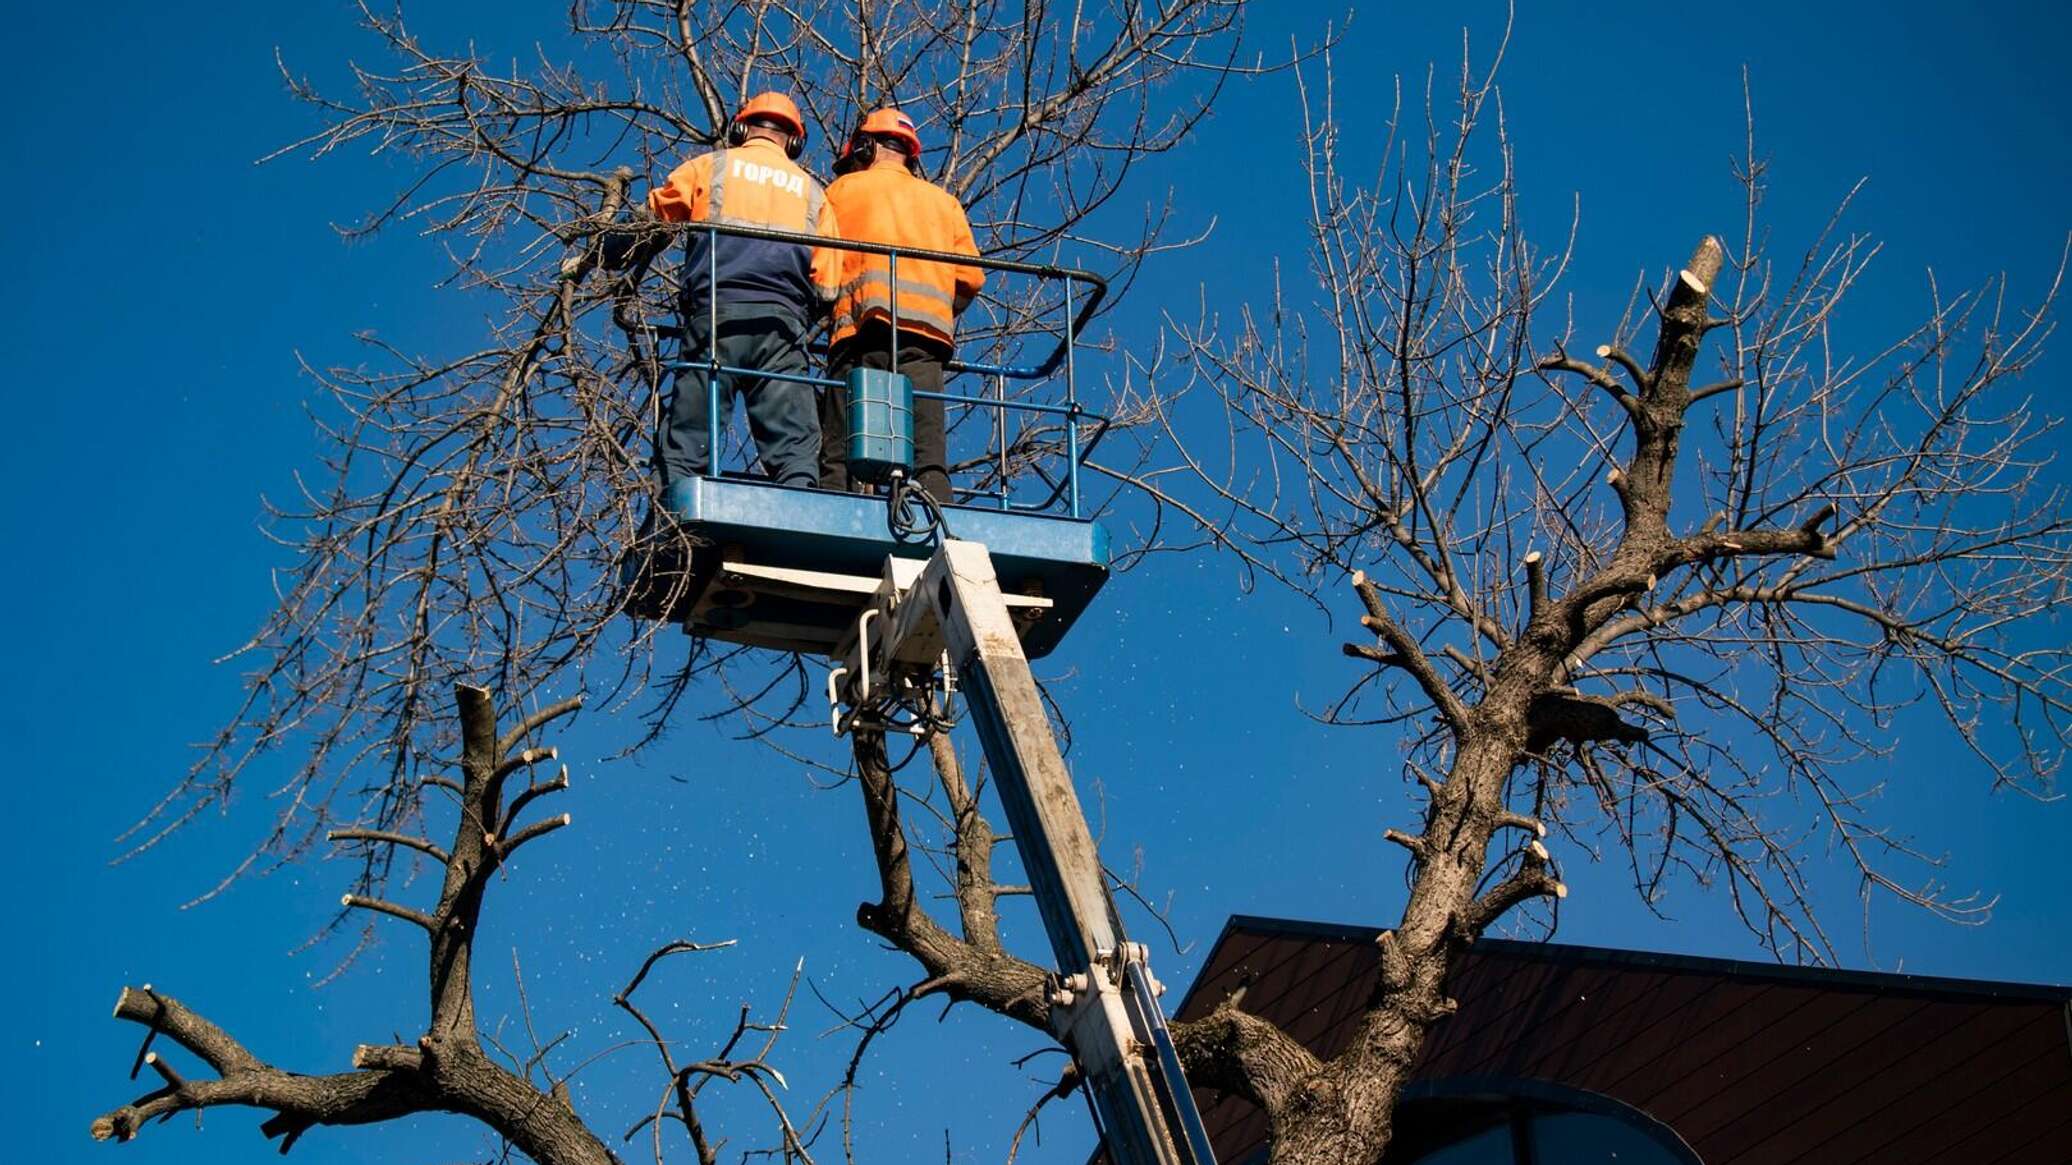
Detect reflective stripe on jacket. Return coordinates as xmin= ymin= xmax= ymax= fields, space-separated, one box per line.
xmin=648 ymin=139 xmax=843 ymax=320
xmin=823 ymin=167 xmax=984 ymax=350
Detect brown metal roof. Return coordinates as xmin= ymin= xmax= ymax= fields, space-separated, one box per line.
xmin=1170 ymin=916 xmax=2072 ymax=1164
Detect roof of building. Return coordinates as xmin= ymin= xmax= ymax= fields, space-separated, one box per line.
xmin=1172 ymin=914 xmax=2072 ymax=1164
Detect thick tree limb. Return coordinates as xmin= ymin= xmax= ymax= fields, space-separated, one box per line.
xmin=849 ymin=732 xmax=1052 ymax=1030
xmin=1462 ymin=856 xmax=1567 ymax=934
xmin=327 ymin=828 xmax=450 ymax=865
xmin=341 ymin=893 xmax=437 ymax=933
xmin=1538 ymin=353 xmax=1642 ymax=421
xmin=1168 ymin=1000 xmax=1321 ymax=1122
xmin=1351 ymin=571 xmax=1470 ymax=729
xmin=94 ymin=684 xmax=623 ymax=1165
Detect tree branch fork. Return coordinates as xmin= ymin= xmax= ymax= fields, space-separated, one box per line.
xmin=91 ymin=684 xmax=619 ymax=1164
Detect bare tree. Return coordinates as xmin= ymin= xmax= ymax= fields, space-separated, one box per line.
xmin=94 ymin=683 xmax=821 ymax=1165
xmin=128 ymin=0 xmax=1262 ymax=920
xmin=99 ymin=2 xmax=1289 ymax=1161
xmin=1094 ymin=42 xmax=2071 ymax=1164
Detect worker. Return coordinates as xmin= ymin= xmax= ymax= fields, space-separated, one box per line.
xmin=642 ymin=92 xmax=842 ymax=497
xmin=818 ymin=108 xmax=984 ymax=504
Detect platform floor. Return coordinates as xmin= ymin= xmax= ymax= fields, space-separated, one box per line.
xmin=622 ymin=476 xmax=1110 ymax=659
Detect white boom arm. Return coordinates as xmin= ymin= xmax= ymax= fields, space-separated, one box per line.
xmin=831 ymin=540 xmax=1217 ymax=1165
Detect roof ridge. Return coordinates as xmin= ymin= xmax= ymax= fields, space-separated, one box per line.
xmin=1217 ymin=914 xmax=2072 ymax=1006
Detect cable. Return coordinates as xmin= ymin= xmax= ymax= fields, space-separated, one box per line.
xmin=885 ymin=470 xmax=951 ymax=544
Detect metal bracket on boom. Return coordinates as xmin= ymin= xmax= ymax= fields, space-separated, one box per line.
xmin=827 ymin=539 xmax=1216 ymax=1165
xmin=827 ymin=557 xmax=959 ymax=737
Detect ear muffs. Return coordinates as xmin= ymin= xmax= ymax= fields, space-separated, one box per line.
xmin=837 ymin=134 xmax=876 ymax=176
xmin=843 ymin=133 xmax=925 ymax=177
xmin=729 ymin=120 xmax=806 ymax=160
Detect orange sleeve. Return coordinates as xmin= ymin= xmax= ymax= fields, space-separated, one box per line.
xmin=944 ymin=196 xmax=985 ymax=299
xmin=810 ymin=196 xmax=844 ymax=303
xmin=646 ymin=153 xmax=712 ymax=223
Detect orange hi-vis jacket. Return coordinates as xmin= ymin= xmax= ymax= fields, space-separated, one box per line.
xmin=823 ymin=166 xmax=984 ymax=350
xmin=648 ymin=137 xmax=843 ymax=320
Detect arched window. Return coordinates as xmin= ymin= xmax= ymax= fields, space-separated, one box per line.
xmin=1382 ymin=1078 xmax=1701 ymax=1165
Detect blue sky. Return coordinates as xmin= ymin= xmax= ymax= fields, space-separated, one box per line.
xmin=8 ymin=2 xmax=2069 ymax=1163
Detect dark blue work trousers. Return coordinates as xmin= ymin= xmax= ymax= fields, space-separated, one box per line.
xmin=659 ymin=309 xmax=821 ymax=491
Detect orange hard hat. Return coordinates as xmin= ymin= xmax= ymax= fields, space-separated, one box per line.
xmin=733 ymin=92 xmax=806 ymax=141
xmin=855 ymin=107 xmax=922 ymax=156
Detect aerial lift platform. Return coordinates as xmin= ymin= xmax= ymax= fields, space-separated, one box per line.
xmin=626 ymin=223 xmax=1217 ymax=1165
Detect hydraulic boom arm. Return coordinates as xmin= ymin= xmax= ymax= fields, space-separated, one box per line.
xmin=831 ymin=540 xmax=1217 ymax=1165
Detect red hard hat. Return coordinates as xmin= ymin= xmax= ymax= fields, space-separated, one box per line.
xmin=733 ymin=92 xmax=806 ymax=141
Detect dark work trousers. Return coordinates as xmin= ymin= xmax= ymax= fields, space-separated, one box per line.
xmin=659 ymin=308 xmax=820 ymax=492
xmin=820 ymin=323 xmax=953 ymax=504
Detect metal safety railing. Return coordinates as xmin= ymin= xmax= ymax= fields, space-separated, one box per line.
xmin=653 ymin=220 xmax=1111 ymax=518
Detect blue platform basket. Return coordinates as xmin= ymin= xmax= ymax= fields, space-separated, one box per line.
xmin=642 ymin=477 xmax=1110 ymax=659
xmin=628 ymin=221 xmax=1117 ymax=658
xmin=846 ymin=368 xmax=913 ymax=484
